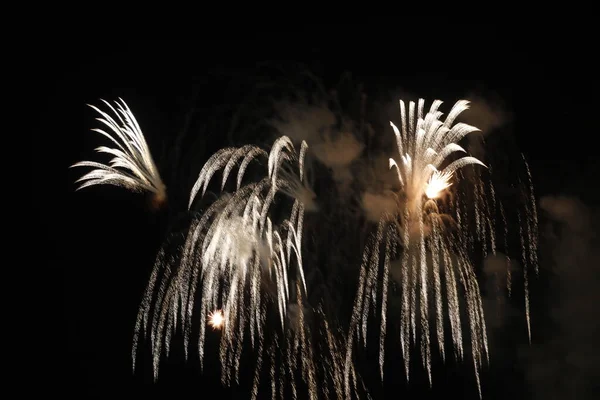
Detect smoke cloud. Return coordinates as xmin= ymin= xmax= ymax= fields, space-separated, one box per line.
xmin=522 ymin=195 xmax=600 ymax=399
xmin=463 ymin=92 xmax=511 ymax=136
xmin=461 ymin=92 xmax=512 ymax=166
xmin=361 ymin=191 xmax=397 ymax=223
xmin=268 ymin=101 xmax=364 ymax=198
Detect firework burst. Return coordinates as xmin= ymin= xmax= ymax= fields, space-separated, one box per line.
xmin=344 ymin=99 xmax=525 ymax=398
xmin=132 ymin=135 xmax=357 ymax=399
xmin=71 ymin=99 xmax=167 ymax=207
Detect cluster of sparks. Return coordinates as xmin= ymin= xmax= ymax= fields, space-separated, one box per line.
xmin=72 ymin=98 xmax=538 ymax=399
xmin=71 ymin=99 xmax=167 ymax=207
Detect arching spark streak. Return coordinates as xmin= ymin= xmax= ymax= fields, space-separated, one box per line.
xmin=71 ymin=98 xmax=167 ymax=206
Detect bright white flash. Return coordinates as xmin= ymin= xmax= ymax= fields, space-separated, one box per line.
xmin=208 ymin=310 xmax=225 ymax=329
xmin=425 ymin=170 xmax=453 ymax=199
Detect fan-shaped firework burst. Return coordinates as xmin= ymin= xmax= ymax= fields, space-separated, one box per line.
xmin=133 ymin=135 xmax=358 ymax=399
xmin=345 ymin=99 xmax=538 ymax=398
xmin=71 ymin=99 xmax=167 ymax=207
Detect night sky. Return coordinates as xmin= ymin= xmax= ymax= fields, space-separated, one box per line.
xmin=39 ymin=21 xmax=598 ymax=399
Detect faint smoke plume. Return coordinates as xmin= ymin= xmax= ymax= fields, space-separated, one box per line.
xmin=481 ymin=252 xmax=519 ymax=330
xmin=312 ymin=131 xmax=364 ymax=192
xmin=268 ymin=101 xmax=364 ymax=196
xmin=269 ymin=101 xmax=336 ymax=146
xmin=463 ymin=92 xmax=510 ymax=135
xmin=361 ymin=192 xmax=397 ymax=223
xmin=461 ymin=92 xmax=512 ymax=162
xmin=523 ymin=195 xmax=600 ymax=399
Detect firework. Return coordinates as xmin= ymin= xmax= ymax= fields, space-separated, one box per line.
xmin=71 ymin=99 xmax=167 ymax=207
xmin=72 ymin=90 xmax=537 ymax=399
xmin=132 ymin=135 xmax=356 ymax=399
xmin=346 ymin=99 xmax=494 ymax=397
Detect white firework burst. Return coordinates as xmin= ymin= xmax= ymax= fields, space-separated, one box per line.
xmin=346 ymin=99 xmax=491 ymax=398
xmin=71 ymin=98 xmax=167 ymax=207
xmin=133 ymin=136 xmax=357 ymax=399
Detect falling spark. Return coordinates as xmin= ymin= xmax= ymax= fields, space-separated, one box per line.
xmin=71 ymin=98 xmax=167 ymax=207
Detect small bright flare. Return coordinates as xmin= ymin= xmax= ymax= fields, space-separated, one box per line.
xmin=425 ymin=170 xmax=453 ymax=199
xmin=208 ymin=310 xmax=224 ymax=329
xmin=71 ymin=98 xmax=167 ymax=206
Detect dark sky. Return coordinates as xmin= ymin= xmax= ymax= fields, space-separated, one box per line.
xmin=39 ymin=21 xmax=597 ymax=399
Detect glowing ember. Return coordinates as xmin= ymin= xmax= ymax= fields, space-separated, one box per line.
xmin=208 ymin=310 xmax=225 ymax=329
